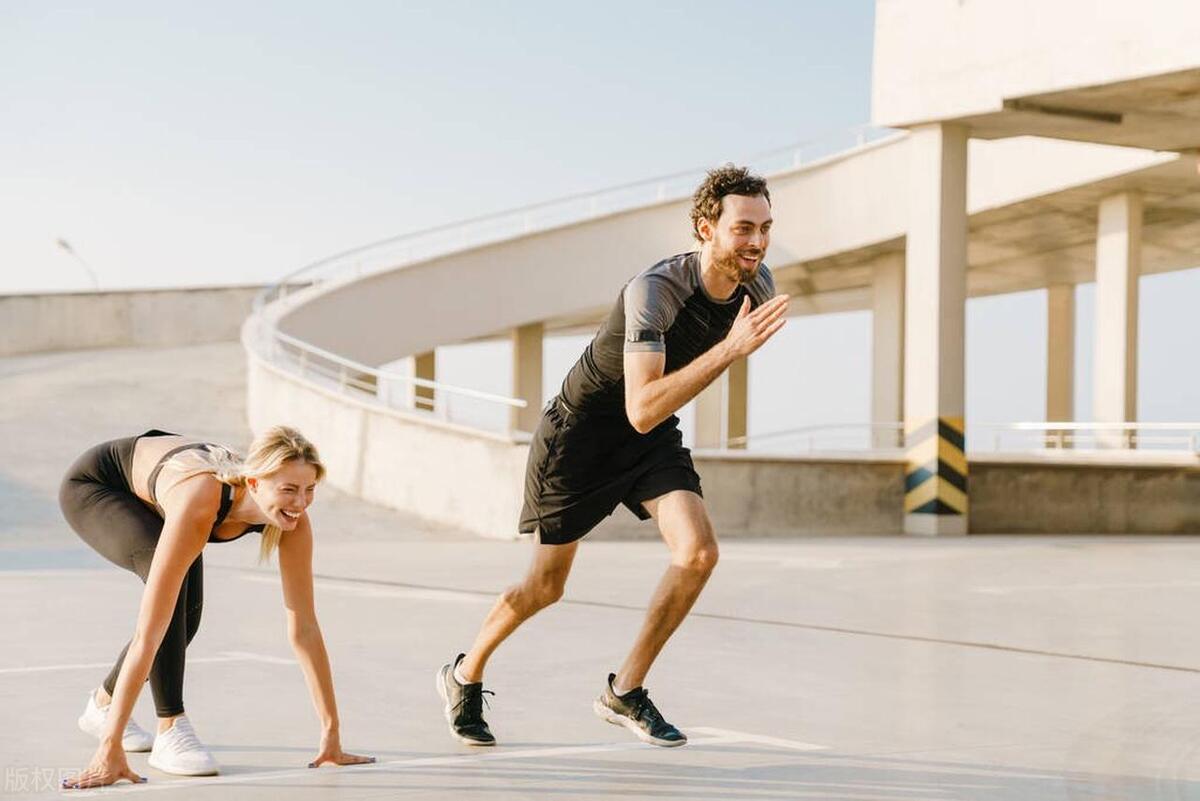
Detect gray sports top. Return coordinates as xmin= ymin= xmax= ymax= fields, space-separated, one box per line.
xmin=558 ymin=251 xmax=775 ymax=420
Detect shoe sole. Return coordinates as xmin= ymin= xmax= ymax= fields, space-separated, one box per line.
xmin=147 ymin=755 xmax=218 ymax=776
xmin=78 ymin=714 xmax=153 ymax=753
xmin=591 ymin=699 xmax=687 ymax=748
xmin=435 ymin=664 xmax=495 ymax=747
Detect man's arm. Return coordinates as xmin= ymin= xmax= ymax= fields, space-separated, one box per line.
xmin=624 ymin=294 xmax=789 ymax=434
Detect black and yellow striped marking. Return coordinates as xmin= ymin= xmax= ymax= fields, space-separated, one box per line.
xmin=904 ymin=416 xmax=967 ymax=515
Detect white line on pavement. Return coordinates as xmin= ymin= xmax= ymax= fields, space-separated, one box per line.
xmin=973 ymin=580 xmax=1200 ymax=595
xmin=239 ymin=572 xmax=489 ymax=604
xmin=0 ymin=652 xmax=294 ymax=676
xmin=71 ymin=728 xmax=822 ymax=795
xmin=689 ymin=726 xmax=827 ymax=751
xmin=0 ymin=569 xmax=111 ymax=579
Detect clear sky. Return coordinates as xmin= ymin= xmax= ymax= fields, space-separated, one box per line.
xmin=2 ymin=2 xmax=1196 ymax=433
xmin=1 ymin=0 xmax=875 ymax=292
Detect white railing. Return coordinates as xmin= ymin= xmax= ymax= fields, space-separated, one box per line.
xmin=246 ymin=123 xmax=901 ymax=432
xmin=727 ymin=423 xmax=906 ymax=453
xmin=725 ymin=421 xmax=1200 ymax=455
xmin=974 ymin=422 xmax=1200 ymax=453
xmin=261 ymin=328 xmax=527 ymax=434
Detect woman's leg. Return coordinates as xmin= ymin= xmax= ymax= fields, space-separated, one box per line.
xmin=101 ymin=553 xmax=202 ymax=722
xmin=59 ymin=440 xmax=200 ymax=721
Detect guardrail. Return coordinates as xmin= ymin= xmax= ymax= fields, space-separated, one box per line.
xmin=728 ymin=421 xmax=1200 ymax=454
xmin=245 ymin=123 xmax=901 ymax=432
xmin=974 ymin=422 xmax=1200 ymax=453
xmin=261 ymin=328 xmax=527 ymax=433
xmin=728 ymin=422 xmax=906 ymax=453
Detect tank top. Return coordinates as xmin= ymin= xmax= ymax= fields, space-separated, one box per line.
xmin=145 ymin=442 xmax=265 ymax=543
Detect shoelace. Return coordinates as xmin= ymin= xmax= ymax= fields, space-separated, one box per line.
xmin=164 ymin=720 xmax=205 ymax=754
xmin=454 ymin=686 xmax=495 ymax=722
xmin=629 ymin=689 xmax=665 ymax=727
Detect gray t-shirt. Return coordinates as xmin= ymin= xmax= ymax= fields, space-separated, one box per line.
xmin=558 ymin=251 xmax=775 ymax=421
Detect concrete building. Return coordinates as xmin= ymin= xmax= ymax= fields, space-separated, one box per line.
xmin=239 ymin=0 xmax=1200 ymax=538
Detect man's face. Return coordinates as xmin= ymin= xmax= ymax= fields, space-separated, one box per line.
xmin=703 ymin=194 xmax=772 ymax=284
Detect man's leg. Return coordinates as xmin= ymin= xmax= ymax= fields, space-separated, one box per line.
xmin=438 ymin=539 xmax=579 ymax=745
xmin=615 ymin=489 xmax=718 ymax=692
xmin=592 ymin=489 xmax=715 ymax=746
xmin=459 ymin=539 xmax=579 ymax=681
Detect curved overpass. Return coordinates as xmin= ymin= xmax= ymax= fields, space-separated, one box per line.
xmin=271 ymin=134 xmax=1192 ymax=369
xmin=244 ymin=131 xmax=1200 ymax=537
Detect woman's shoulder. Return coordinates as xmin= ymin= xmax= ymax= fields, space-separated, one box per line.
xmin=158 ymin=469 xmax=225 ymax=521
xmin=142 ymin=438 xmax=234 ymax=515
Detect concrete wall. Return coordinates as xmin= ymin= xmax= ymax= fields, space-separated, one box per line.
xmin=593 ymin=451 xmax=907 ymax=540
xmin=0 ymin=286 xmax=263 ymax=356
xmin=872 ymin=0 xmax=1200 ymax=127
xmin=971 ymin=454 xmax=1200 ymax=535
xmin=246 ymin=342 xmax=530 ymax=538
xmin=246 ymin=328 xmax=909 ymax=538
xmin=247 ymin=333 xmax=1200 ymax=537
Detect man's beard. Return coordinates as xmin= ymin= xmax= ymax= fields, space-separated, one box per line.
xmin=712 ymin=243 xmax=762 ymax=284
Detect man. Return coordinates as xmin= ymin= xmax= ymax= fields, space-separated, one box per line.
xmin=438 ymin=164 xmax=789 ymax=748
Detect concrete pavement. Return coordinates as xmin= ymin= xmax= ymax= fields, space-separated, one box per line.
xmin=3 ymin=344 xmax=1200 ymax=799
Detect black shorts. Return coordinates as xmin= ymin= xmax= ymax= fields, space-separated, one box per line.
xmin=519 ymin=398 xmax=703 ymax=545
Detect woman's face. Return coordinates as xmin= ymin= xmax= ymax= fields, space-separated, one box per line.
xmin=248 ymin=459 xmax=319 ymax=529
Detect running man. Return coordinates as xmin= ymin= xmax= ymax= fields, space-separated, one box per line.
xmin=438 ymin=164 xmax=788 ymax=747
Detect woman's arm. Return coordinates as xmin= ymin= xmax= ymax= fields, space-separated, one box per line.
xmin=277 ymin=513 xmax=373 ymax=768
xmin=63 ymin=478 xmax=216 ymax=789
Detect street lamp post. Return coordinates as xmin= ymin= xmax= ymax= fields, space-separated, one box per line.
xmin=55 ymin=238 xmax=99 ymax=289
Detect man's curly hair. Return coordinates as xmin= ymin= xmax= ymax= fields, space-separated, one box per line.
xmin=689 ymin=164 xmax=770 ymax=242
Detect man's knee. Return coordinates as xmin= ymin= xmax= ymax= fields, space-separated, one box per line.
xmin=518 ymin=572 xmax=567 ymax=610
xmin=661 ymin=498 xmax=719 ymax=575
xmin=674 ymin=541 xmax=719 ymax=575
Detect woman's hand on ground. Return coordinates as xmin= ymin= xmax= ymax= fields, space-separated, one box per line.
xmin=61 ymin=744 xmax=146 ymax=789
xmin=308 ymin=733 xmax=375 ymax=768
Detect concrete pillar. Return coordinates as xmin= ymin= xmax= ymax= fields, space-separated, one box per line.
xmin=903 ymin=124 xmax=969 ymax=536
xmin=1046 ymin=284 xmax=1075 ymax=447
xmin=377 ymin=351 xmax=436 ymax=411
xmin=693 ymin=357 xmax=748 ymax=449
xmin=727 ymin=356 xmax=748 ymax=449
xmin=510 ymin=322 xmax=543 ymax=433
xmin=1093 ymin=191 xmax=1141 ymax=446
xmin=413 ymin=351 xmax=436 ymax=410
xmin=694 ymin=378 xmax=723 ymax=448
xmin=872 ymin=253 xmax=905 ymax=449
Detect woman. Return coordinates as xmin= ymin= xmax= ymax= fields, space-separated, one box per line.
xmin=58 ymin=426 xmax=373 ymax=789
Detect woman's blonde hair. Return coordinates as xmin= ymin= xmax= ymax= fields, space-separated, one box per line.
xmin=207 ymin=426 xmax=326 ymax=562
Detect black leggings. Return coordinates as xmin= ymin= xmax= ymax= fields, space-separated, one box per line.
xmin=59 ymin=434 xmax=202 ymax=718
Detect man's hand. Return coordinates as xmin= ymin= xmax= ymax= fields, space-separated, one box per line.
xmin=723 ymin=294 xmax=789 ymax=359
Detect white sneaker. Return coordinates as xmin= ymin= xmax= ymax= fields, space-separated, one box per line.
xmin=147 ymin=715 xmax=219 ymax=776
xmin=77 ymin=689 xmax=155 ymax=752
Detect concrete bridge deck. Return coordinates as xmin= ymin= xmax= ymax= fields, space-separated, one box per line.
xmin=4 ymin=343 xmax=1200 ymax=799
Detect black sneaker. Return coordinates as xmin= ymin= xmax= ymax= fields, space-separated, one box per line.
xmin=436 ymin=654 xmax=496 ymax=746
xmin=593 ymin=673 xmax=687 ymax=747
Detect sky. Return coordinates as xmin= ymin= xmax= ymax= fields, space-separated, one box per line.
xmin=1 ymin=1 xmax=875 ymax=291
xmin=2 ymin=1 xmax=1197 ymax=437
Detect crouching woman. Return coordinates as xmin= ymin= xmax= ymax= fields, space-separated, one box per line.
xmin=59 ymin=426 xmax=372 ymax=788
